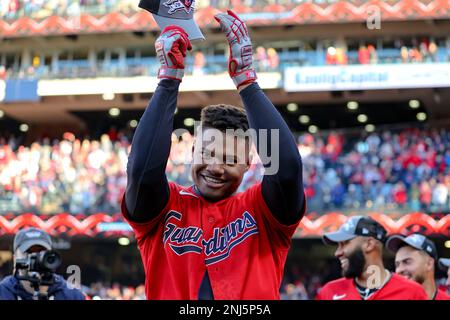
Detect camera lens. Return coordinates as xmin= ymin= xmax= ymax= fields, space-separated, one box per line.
xmin=42 ymin=251 xmax=61 ymax=271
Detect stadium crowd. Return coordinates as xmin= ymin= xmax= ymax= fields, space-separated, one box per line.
xmin=300 ymin=128 xmax=450 ymax=214
xmin=1 ymin=38 xmax=446 ymax=80
xmin=85 ymin=282 xmax=146 ymax=300
xmin=327 ymin=39 xmax=441 ymax=65
xmin=63 ymin=275 xmax=450 ymax=299
xmin=1 ymin=0 xmax=447 ymax=80
xmin=0 ymin=126 xmax=448 ymax=215
xmin=81 ymin=278 xmax=319 ymax=299
xmin=0 ymin=0 xmax=347 ymax=20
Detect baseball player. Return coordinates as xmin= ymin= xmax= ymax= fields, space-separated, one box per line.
xmin=316 ymin=216 xmax=428 ymax=300
xmin=386 ymin=234 xmax=450 ymax=300
xmin=122 ymin=11 xmax=305 ymax=299
xmin=438 ymin=258 xmax=450 ymax=287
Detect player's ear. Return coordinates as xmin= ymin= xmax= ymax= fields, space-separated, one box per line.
xmin=363 ymin=237 xmax=376 ymax=253
xmin=426 ymin=256 xmax=435 ymax=272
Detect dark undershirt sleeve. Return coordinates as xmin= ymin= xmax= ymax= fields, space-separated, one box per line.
xmin=124 ymin=79 xmax=180 ymax=223
xmin=239 ymin=83 xmax=305 ymax=225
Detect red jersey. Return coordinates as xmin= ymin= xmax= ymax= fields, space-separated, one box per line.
xmin=121 ymin=182 xmax=302 ymax=300
xmin=435 ymin=289 xmax=450 ymax=300
xmin=316 ymin=273 xmax=428 ymax=300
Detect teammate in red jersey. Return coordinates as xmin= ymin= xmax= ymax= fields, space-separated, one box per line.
xmin=316 ymin=216 xmax=427 ymax=300
xmin=122 ymin=11 xmax=305 ymax=300
xmin=439 ymin=258 xmax=450 ymax=288
xmin=386 ymin=233 xmax=450 ymax=300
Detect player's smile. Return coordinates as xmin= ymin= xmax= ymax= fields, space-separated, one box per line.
xmin=193 ymin=163 xmax=245 ymax=201
xmin=335 ymin=240 xmax=352 ymax=272
xmin=339 ymin=257 xmax=349 ymax=271
xmin=399 ymin=272 xmax=412 ymax=279
xmin=200 ymin=173 xmax=227 ymax=188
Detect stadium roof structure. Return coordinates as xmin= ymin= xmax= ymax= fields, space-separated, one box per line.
xmin=0 ymin=212 xmax=448 ymax=238
xmin=0 ymin=0 xmax=448 ymax=38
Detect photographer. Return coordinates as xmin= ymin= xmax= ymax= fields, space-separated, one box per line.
xmin=0 ymin=228 xmax=85 ymax=300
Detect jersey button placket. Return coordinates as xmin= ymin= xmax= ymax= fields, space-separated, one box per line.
xmin=205 ymin=206 xmax=220 ymax=297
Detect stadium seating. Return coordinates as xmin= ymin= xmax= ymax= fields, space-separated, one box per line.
xmin=0 ymin=127 xmax=448 ymax=216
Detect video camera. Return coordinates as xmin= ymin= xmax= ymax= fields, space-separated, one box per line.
xmin=15 ymin=250 xmax=62 ymax=297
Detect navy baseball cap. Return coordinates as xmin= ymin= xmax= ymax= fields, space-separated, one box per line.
xmin=139 ymin=0 xmax=205 ymax=40
xmin=13 ymin=228 xmax=52 ymax=253
xmin=323 ymin=216 xmax=387 ymax=245
xmin=439 ymin=258 xmax=450 ymax=271
xmin=386 ymin=233 xmax=438 ymax=260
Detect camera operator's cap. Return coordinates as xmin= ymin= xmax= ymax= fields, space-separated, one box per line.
xmin=138 ymin=0 xmax=205 ymax=40
xmin=323 ymin=216 xmax=387 ymax=245
xmin=386 ymin=233 xmax=438 ymax=260
xmin=439 ymin=258 xmax=450 ymax=271
xmin=13 ymin=228 xmax=52 ymax=253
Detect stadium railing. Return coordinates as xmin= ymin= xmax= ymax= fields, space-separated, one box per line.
xmin=3 ymin=47 xmax=449 ymax=80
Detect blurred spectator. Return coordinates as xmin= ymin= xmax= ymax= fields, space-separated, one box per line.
xmin=428 ymin=41 xmax=438 ymax=62
xmin=409 ymin=47 xmax=423 ymax=63
xmin=325 ymin=46 xmax=337 ymax=65
xmin=326 ymin=46 xmax=348 ymax=65
xmin=432 ymin=177 xmax=449 ymax=211
xmin=420 ymin=181 xmax=432 ymax=211
xmin=335 ymin=48 xmax=348 ymax=65
xmin=358 ymin=45 xmax=370 ymax=64
xmin=0 ymin=65 xmax=6 ymax=79
xmin=193 ymin=51 xmax=206 ymax=76
xmin=281 ymin=282 xmax=308 ymax=300
xmin=401 ymin=46 xmax=409 ymax=63
xmin=419 ymin=40 xmax=429 ymax=61
xmin=367 ymin=44 xmax=377 ymax=64
xmin=86 ymin=282 xmax=146 ymax=300
xmin=393 ymin=182 xmax=407 ymax=208
xmin=267 ymin=47 xmax=279 ymax=70
xmin=255 ymin=46 xmax=269 ymax=72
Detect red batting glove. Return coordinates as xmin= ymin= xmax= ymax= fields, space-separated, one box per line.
xmin=214 ymin=10 xmax=257 ymax=88
xmin=155 ymin=25 xmax=192 ymax=81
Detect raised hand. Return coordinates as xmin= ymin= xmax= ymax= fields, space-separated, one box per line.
xmin=155 ymin=25 xmax=192 ymax=81
xmin=214 ymin=10 xmax=257 ymax=89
